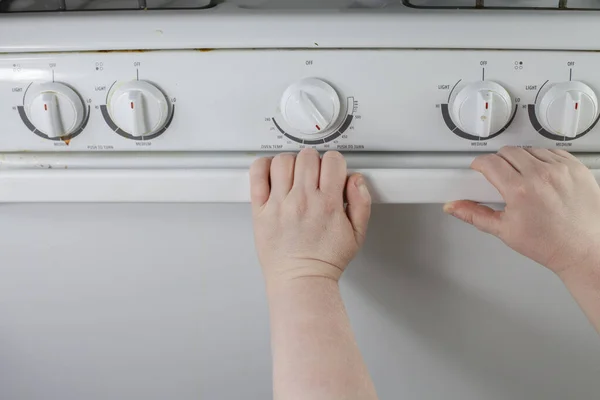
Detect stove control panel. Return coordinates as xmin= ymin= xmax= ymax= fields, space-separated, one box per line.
xmin=2 ymin=50 xmax=600 ymax=152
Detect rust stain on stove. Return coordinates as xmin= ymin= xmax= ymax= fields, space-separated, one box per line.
xmin=195 ymin=48 xmax=214 ymax=52
xmin=62 ymin=139 xmax=71 ymax=146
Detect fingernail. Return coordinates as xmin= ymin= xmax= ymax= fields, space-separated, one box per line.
xmin=443 ymin=202 xmax=455 ymax=214
xmin=355 ymin=175 xmax=371 ymax=200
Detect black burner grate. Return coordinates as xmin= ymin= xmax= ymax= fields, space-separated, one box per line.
xmin=0 ymin=0 xmax=218 ymax=12
xmin=404 ymin=0 xmax=600 ymax=9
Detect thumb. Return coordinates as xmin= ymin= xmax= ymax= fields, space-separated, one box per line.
xmin=346 ymin=174 xmax=372 ymax=245
xmin=444 ymin=200 xmax=503 ymax=236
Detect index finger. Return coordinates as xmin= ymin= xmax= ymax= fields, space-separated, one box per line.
xmin=471 ymin=153 xmax=523 ymax=200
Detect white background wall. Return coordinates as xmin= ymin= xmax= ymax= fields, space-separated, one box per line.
xmin=0 ymin=204 xmax=598 ymax=400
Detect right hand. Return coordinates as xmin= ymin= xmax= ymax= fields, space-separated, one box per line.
xmin=444 ymin=147 xmax=600 ymax=277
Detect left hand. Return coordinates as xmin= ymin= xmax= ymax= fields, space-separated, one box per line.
xmin=250 ymin=149 xmax=372 ymax=284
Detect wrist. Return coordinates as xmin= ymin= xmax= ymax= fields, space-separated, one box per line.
xmin=558 ymin=248 xmax=600 ymax=293
xmin=557 ymin=248 xmax=600 ymax=334
xmin=262 ymin=260 xmax=345 ymax=288
xmin=265 ymin=274 xmax=341 ymax=305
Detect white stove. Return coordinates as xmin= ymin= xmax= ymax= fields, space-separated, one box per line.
xmin=1 ymin=0 xmax=600 ymax=202
xmin=3 ymin=5 xmax=600 ymax=399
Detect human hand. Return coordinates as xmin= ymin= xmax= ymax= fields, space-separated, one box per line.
xmin=444 ymin=147 xmax=600 ymax=277
xmin=250 ymin=149 xmax=372 ymax=284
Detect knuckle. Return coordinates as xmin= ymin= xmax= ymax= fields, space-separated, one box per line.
xmin=534 ymin=163 xmax=571 ymax=188
xmin=554 ymin=162 xmax=571 ymax=176
xmin=284 ymin=195 xmax=308 ymax=217
xmin=529 ymin=148 xmax=545 ymax=159
xmin=322 ymin=196 xmax=339 ymax=215
xmin=490 ymin=217 xmax=505 ymax=237
xmin=294 ymin=202 xmax=309 ymax=217
xmin=554 ymin=149 xmax=571 ymax=158
xmin=571 ymin=161 xmax=590 ymax=176
xmin=462 ymin=211 xmax=475 ymax=226
xmin=473 ymin=153 xmax=500 ymax=169
xmin=293 ymin=189 xmax=309 ymax=204
xmin=537 ymin=168 xmax=554 ymax=184
xmin=511 ymin=184 xmax=529 ymax=200
xmin=321 ymin=204 xmax=336 ymax=218
xmin=497 ymin=146 xmax=515 ymax=156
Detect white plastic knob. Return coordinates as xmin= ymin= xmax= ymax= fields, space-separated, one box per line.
xmin=450 ymin=81 xmax=513 ymax=138
xmin=108 ymin=81 xmax=170 ymax=137
xmin=280 ymin=78 xmax=341 ymax=135
xmin=536 ymin=81 xmax=599 ymax=138
xmin=25 ymin=83 xmax=85 ymax=138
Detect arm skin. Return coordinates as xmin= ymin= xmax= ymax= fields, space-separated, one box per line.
xmin=559 ymin=255 xmax=600 ymax=333
xmin=267 ymin=276 xmax=377 ymax=400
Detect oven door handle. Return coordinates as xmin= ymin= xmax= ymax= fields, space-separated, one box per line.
xmin=1 ymin=168 xmax=598 ymax=203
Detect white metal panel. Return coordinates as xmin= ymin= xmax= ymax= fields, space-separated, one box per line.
xmin=4 ymin=50 xmax=600 ymax=152
xmin=1 ymin=6 xmax=600 ymax=52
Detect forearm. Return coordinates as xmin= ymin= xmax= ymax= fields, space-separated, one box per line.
xmin=267 ymin=276 xmax=377 ymax=400
xmin=560 ymin=258 xmax=600 ymax=334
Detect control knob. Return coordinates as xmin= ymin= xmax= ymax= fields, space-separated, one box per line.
xmin=449 ymin=81 xmax=513 ymax=138
xmin=25 ymin=82 xmax=86 ymax=138
xmin=535 ymin=81 xmax=599 ymax=138
xmin=107 ymin=81 xmax=170 ymax=138
xmin=280 ymin=78 xmax=341 ymax=135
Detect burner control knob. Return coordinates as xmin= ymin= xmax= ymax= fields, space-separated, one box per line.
xmin=108 ymin=81 xmax=170 ymax=137
xmin=535 ymin=81 xmax=599 ymax=138
xmin=449 ymin=81 xmax=513 ymax=138
xmin=280 ymin=78 xmax=341 ymax=135
xmin=25 ymin=83 xmax=86 ymax=138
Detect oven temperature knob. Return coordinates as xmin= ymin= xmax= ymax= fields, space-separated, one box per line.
xmin=280 ymin=78 xmax=341 ymax=135
xmin=25 ymin=83 xmax=85 ymax=138
xmin=107 ymin=81 xmax=170 ymax=137
xmin=450 ymin=81 xmax=513 ymax=138
xmin=535 ymin=81 xmax=599 ymax=138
